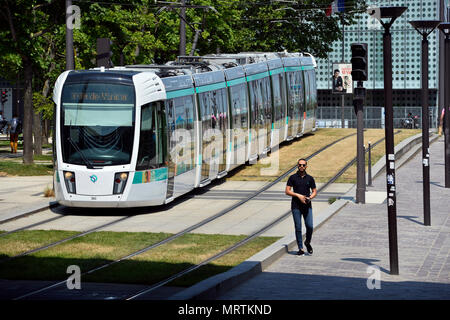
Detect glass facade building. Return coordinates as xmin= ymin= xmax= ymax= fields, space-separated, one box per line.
xmin=316 ymin=0 xmax=447 ymax=127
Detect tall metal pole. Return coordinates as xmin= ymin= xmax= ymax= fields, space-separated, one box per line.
xmin=439 ymin=23 xmax=450 ymax=188
xmin=367 ymin=142 xmax=373 ymax=187
xmin=383 ymin=25 xmax=399 ymax=275
xmin=356 ymin=89 xmax=366 ymax=203
xmin=445 ymin=34 xmax=450 ymax=188
xmin=65 ymin=0 xmax=74 ymax=70
xmin=341 ymin=15 xmax=345 ymax=128
xmin=421 ymin=34 xmax=431 ymax=225
xmin=179 ymin=0 xmax=187 ymax=56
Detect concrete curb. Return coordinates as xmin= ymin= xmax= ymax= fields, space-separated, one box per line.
xmin=169 ymin=132 xmax=437 ymax=300
xmin=169 ymin=199 xmax=349 ymax=300
xmin=368 ymin=132 xmax=438 ymax=181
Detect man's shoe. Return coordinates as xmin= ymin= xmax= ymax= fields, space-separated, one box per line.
xmin=305 ymin=242 xmax=313 ymax=254
xmin=297 ymin=249 xmax=305 ymax=256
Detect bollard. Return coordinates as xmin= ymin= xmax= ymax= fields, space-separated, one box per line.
xmin=368 ymin=142 xmax=372 ymax=187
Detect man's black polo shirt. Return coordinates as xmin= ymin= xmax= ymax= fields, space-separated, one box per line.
xmin=286 ymin=171 xmax=316 ymax=210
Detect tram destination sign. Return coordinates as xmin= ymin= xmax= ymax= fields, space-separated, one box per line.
xmin=63 ymin=83 xmax=134 ymax=104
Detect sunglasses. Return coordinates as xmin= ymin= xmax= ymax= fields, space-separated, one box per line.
xmin=298 ymin=164 xmax=307 ymax=167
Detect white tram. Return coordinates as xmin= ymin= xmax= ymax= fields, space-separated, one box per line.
xmin=52 ymin=52 xmax=318 ymax=207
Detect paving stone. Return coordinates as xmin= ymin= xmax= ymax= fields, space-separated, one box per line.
xmin=218 ymin=137 xmax=450 ymax=300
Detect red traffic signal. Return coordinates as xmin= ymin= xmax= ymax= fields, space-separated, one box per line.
xmin=1 ymin=90 xmax=8 ymax=104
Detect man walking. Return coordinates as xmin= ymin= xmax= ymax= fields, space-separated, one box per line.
xmin=285 ymin=158 xmax=317 ymax=256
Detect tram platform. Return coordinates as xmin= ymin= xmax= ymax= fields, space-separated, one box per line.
xmin=174 ymin=135 xmax=450 ymax=300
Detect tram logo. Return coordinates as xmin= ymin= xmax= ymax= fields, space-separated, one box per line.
xmin=90 ymin=175 xmax=98 ymax=183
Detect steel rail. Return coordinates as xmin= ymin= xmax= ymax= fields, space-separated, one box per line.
xmin=13 ymin=131 xmax=358 ymax=300
xmin=125 ymin=132 xmax=399 ymax=300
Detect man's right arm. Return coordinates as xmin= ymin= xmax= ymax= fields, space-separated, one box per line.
xmin=285 ymin=185 xmax=307 ymax=204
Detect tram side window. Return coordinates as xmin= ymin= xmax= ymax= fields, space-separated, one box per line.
xmin=271 ymin=74 xmax=283 ymax=123
xmin=297 ymin=71 xmax=305 ymax=114
xmin=229 ymin=83 xmax=248 ymax=129
xmin=216 ymin=88 xmax=228 ymax=131
xmin=261 ymin=77 xmax=272 ymax=124
xmin=286 ymin=72 xmax=301 ymax=117
xmin=136 ymin=102 xmax=160 ymax=170
xmin=248 ymin=79 xmax=264 ymax=126
xmin=167 ymin=96 xmax=195 ymax=173
xmin=311 ymin=70 xmax=317 ymax=107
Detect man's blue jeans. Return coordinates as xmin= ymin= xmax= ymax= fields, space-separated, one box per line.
xmin=291 ymin=208 xmax=313 ymax=250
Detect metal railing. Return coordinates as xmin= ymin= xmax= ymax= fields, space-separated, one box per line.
xmin=315 ymin=106 xmax=439 ymax=129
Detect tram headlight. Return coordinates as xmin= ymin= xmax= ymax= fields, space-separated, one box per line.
xmin=113 ymin=172 xmax=128 ymax=195
xmin=63 ymin=171 xmax=76 ymax=194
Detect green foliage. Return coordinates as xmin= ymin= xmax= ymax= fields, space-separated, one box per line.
xmin=32 ymin=92 xmax=53 ymax=120
xmin=0 ymin=0 xmax=367 ymax=121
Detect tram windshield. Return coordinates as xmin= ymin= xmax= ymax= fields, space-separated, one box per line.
xmin=61 ymin=82 xmax=135 ymax=166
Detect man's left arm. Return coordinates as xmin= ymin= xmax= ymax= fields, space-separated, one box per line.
xmin=309 ymin=188 xmax=317 ymax=200
xmin=308 ymin=177 xmax=317 ymax=200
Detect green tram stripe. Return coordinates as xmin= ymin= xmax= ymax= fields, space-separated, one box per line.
xmin=226 ymin=77 xmax=246 ymax=87
xmin=284 ymin=66 xmax=302 ymax=72
xmin=246 ymin=71 xmax=269 ymax=82
xmin=166 ymin=87 xmax=195 ymax=99
xmin=195 ymin=82 xmax=227 ymax=94
xmin=269 ymin=67 xmax=284 ymax=76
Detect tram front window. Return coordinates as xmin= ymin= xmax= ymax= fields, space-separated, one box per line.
xmin=61 ymin=82 xmax=135 ymax=166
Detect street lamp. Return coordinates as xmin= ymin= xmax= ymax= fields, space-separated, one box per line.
xmin=369 ymin=6 xmax=407 ymax=276
xmin=438 ymin=23 xmax=450 ymax=188
xmin=409 ymin=20 xmax=441 ymax=227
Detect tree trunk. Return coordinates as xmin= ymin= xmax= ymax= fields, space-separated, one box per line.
xmin=23 ymin=58 xmax=34 ymax=164
xmin=33 ymin=110 xmax=42 ymax=155
xmin=42 ymin=119 xmax=49 ymax=145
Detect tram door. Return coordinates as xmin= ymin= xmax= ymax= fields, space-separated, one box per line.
xmin=198 ymin=90 xmax=226 ymax=183
xmin=216 ymin=88 xmax=228 ymax=175
xmin=248 ymin=80 xmax=261 ymax=160
xmin=165 ymin=101 xmax=176 ymax=199
xmin=286 ymin=71 xmax=303 ymax=138
xmin=261 ymin=77 xmax=272 ymax=152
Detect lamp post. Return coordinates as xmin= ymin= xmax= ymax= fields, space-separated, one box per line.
xmin=409 ymin=20 xmax=441 ymax=227
xmin=370 ymin=6 xmax=407 ymax=276
xmin=65 ymin=0 xmax=74 ymax=70
xmin=438 ymin=23 xmax=450 ymax=188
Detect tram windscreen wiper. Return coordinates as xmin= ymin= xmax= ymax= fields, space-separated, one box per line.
xmin=66 ymin=136 xmax=95 ymax=169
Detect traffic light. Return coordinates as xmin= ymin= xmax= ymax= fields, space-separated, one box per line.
xmin=96 ymin=38 xmax=113 ymax=68
xmin=351 ymin=43 xmax=368 ymax=81
xmin=1 ymin=90 xmax=7 ymax=104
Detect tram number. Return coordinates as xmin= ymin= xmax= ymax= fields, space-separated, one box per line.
xmin=91 ymin=196 xmax=96 ymax=200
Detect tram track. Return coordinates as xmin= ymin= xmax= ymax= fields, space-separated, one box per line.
xmin=0 ymin=131 xmax=357 ymax=239
xmin=11 ymin=131 xmax=360 ymax=300
xmin=1 ymin=131 xmax=357 ymax=244
xmin=125 ymin=132 xmax=398 ymax=300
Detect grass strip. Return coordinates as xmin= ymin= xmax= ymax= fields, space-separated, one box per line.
xmin=0 ymin=161 xmax=53 ymax=176
xmin=226 ymin=128 xmax=358 ymax=182
xmin=226 ymin=128 xmax=422 ymax=183
xmin=0 ymin=230 xmax=279 ymax=288
xmin=335 ymin=129 xmax=421 ymax=183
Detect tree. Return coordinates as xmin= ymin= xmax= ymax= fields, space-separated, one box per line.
xmin=0 ymin=0 xmax=65 ymax=164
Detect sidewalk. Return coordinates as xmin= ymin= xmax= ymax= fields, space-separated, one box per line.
xmin=216 ymin=137 xmax=450 ymax=299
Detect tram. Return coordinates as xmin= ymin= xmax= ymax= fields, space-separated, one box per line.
xmin=52 ymin=52 xmax=318 ymax=207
